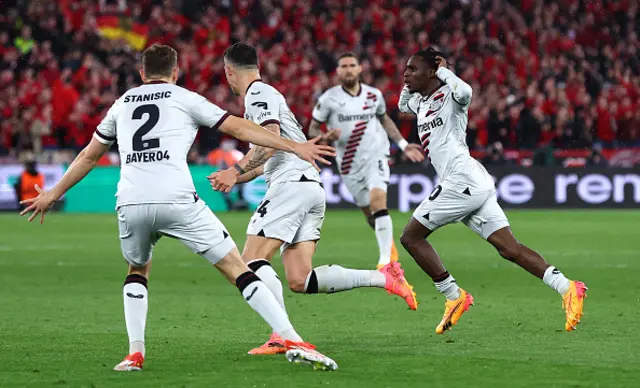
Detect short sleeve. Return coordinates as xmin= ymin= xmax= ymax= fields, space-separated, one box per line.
xmin=94 ymin=100 xmax=120 ymax=145
xmin=186 ymin=92 xmax=230 ymax=130
xmin=375 ymin=90 xmax=387 ymax=116
xmin=311 ymin=93 xmax=332 ymax=123
xmin=245 ymin=88 xmax=280 ymax=127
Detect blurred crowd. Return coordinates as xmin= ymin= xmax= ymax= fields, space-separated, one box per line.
xmin=0 ymin=0 xmax=639 ymax=166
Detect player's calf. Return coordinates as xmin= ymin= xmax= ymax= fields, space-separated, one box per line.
xmin=487 ymin=227 xmax=587 ymax=331
xmin=115 ymin=265 xmax=150 ymax=372
xmin=488 ymin=227 xmax=547 ymax=278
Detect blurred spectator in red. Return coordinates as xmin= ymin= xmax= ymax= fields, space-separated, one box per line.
xmin=0 ymin=0 xmax=637 ymax=167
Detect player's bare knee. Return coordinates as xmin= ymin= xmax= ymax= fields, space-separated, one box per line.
xmin=400 ymin=229 xmax=420 ymax=250
xmin=369 ymin=190 xmax=387 ymax=212
xmin=127 ymin=260 xmax=151 ymax=277
xmin=287 ymin=274 xmax=307 ymax=293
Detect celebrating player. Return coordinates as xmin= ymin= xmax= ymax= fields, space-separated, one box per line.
xmin=209 ymin=43 xmax=418 ymax=356
xmin=19 ymin=44 xmax=339 ymax=372
xmin=308 ymin=53 xmax=424 ymax=269
xmin=397 ymin=48 xmax=587 ymax=333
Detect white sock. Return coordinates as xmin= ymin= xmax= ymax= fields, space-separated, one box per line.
xmin=374 ymin=211 xmax=394 ymax=266
xmin=434 ymin=274 xmax=461 ymax=301
xmin=310 ymin=265 xmax=386 ymax=293
xmin=248 ymin=259 xmax=287 ymax=316
xmin=239 ymin=273 xmax=303 ymax=343
xmin=543 ymin=266 xmax=571 ymax=295
xmin=123 ymin=278 xmax=148 ymax=357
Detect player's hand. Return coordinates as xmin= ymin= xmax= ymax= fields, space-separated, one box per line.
xmin=321 ymin=128 xmax=341 ymax=143
xmin=294 ymin=137 xmax=335 ymax=171
xmin=19 ymin=184 xmax=55 ymax=224
xmin=207 ymin=169 xmax=238 ymax=193
xmin=435 ymin=56 xmax=448 ymax=69
xmin=403 ymin=143 xmax=425 ymax=163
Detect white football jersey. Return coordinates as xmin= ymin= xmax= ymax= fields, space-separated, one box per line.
xmin=312 ymin=84 xmax=390 ymax=176
xmin=93 ymin=82 xmax=229 ymax=207
xmin=244 ymin=80 xmax=319 ymax=186
xmin=399 ymin=68 xmax=494 ymax=191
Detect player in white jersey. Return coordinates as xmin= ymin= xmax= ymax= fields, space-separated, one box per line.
xmin=19 ymin=44 xmax=340 ymax=372
xmin=209 ymin=43 xmax=418 ymax=356
xmin=309 ymin=52 xmax=424 ymax=269
xmin=397 ymin=48 xmax=587 ymax=334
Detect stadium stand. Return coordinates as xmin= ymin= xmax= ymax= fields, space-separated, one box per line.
xmin=1 ymin=0 xmax=638 ymax=167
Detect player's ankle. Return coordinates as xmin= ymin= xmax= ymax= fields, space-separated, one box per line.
xmin=433 ymin=272 xmax=461 ymax=300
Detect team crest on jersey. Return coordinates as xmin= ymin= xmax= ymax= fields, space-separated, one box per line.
xmin=429 ymin=95 xmax=445 ymax=111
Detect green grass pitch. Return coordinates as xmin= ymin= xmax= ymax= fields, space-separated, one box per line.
xmin=0 ymin=210 xmax=638 ymax=388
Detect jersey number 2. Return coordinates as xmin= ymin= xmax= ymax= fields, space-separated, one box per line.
xmin=132 ymin=104 xmax=160 ymax=151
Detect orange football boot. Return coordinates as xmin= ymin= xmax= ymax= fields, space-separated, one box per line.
xmin=113 ymin=352 xmax=144 ymax=372
xmin=563 ymin=281 xmax=587 ymax=331
xmin=378 ymin=262 xmax=418 ymax=310
xmin=247 ymin=332 xmax=287 ymax=355
xmin=435 ymin=289 xmax=474 ymax=334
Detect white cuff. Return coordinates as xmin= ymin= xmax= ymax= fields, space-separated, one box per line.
xmin=398 ymin=139 xmax=408 ymax=151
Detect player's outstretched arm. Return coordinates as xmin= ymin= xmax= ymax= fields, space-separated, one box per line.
xmin=434 ymin=56 xmax=472 ymax=105
xmin=218 ymin=116 xmax=334 ymax=168
xmin=20 ymin=138 xmax=110 ymax=223
xmin=210 ymin=122 xmax=279 ymax=192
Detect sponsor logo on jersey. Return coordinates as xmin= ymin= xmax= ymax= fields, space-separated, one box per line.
xmin=418 ymin=117 xmax=443 ymax=132
xmin=337 ymin=113 xmax=376 ymax=122
xmin=251 ymin=101 xmax=268 ymax=110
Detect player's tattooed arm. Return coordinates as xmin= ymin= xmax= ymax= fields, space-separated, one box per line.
xmin=208 ymin=123 xmax=279 ymax=193
xmin=237 ymin=123 xmax=280 ymax=173
xmin=236 ymin=165 xmax=264 ymax=184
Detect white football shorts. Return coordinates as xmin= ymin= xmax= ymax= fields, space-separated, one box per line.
xmin=246 ymin=179 xmax=325 ymax=252
xmin=413 ymin=184 xmax=510 ymax=239
xmin=341 ymin=157 xmax=390 ymax=208
xmin=117 ymin=199 xmax=236 ymax=266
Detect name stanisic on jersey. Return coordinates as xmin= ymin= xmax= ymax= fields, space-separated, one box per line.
xmin=123 ymin=91 xmax=173 ymax=164
xmin=93 ymin=82 xmax=230 ymax=208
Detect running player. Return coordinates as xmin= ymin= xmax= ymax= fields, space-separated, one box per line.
xmin=397 ymin=48 xmax=587 ymax=333
xmin=209 ymin=43 xmax=418 ymax=355
xmin=20 ymin=44 xmax=339 ymax=371
xmin=309 ymin=52 xmax=424 ymax=269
